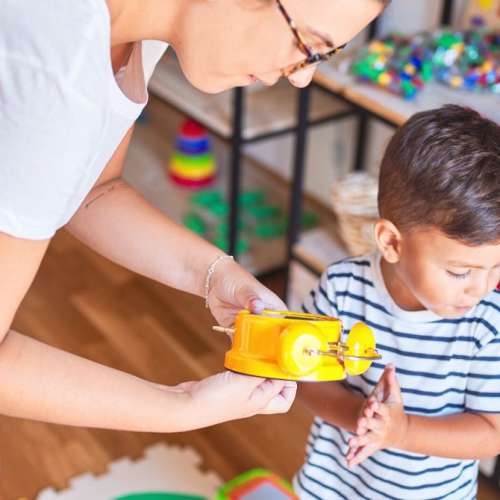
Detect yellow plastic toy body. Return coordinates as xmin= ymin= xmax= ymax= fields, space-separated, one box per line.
xmin=219 ymin=310 xmax=381 ymax=382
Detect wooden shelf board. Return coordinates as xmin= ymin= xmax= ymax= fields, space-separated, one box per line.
xmin=316 ymin=53 xmax=500 ymax=126
xmin=148 ymin=52 xmax=350 ymax=141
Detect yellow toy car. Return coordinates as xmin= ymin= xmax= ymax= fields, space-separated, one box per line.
xmin=214 ymin=310 xmax=381 ymax=382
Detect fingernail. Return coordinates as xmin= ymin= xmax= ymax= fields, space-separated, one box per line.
xmin=249 ymin=299 xmax=264 ymax=313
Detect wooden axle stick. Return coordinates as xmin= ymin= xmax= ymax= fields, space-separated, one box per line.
xmin=212 ymin=326 xmax=235 ymax=335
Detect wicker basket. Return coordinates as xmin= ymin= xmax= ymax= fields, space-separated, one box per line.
xmin=331 ymin=173 xmax=379 ymax=256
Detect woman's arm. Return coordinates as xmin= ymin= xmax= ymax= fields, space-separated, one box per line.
xmin=0 ymin=232 xmax=295 ymax=430
xmin=67 ymin=128 xmax=286 ymax=326
xmin=1 ymin=330 xmax=294 ymax=431
xmin=0 ymin=330 xmax=188 ymax=431
xmin=67 ymin=178 xmax=222 ymax=298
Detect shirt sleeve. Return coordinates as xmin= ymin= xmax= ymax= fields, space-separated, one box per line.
xmin=0 ymin=57 xmax=105 ymax=239
xmin=302 ymin=268 xmax=339 ymax=318
xmin=465 ymin=318 xmax=500 ymax=413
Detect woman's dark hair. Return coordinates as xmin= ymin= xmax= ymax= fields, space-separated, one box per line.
xmin=378 ymin=104 xmax=500 ymax=245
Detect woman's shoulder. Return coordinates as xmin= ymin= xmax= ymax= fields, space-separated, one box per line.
xmin=1 ymin=0 xmax=109 ymax=74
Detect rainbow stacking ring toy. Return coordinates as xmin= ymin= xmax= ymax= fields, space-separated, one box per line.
xmin=169 ymin=120 xmax=217 ymax=188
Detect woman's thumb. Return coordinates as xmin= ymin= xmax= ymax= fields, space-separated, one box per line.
xmin=235 ymin=284 xmax=265 ymax=313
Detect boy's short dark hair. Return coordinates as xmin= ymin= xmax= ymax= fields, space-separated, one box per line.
xmin=378 ymin=104 xmax=500 ymax=245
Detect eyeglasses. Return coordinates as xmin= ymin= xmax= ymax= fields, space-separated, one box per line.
xmin=276 ymin=0 xmax=345 ymax=78
xmin=276 ymin=0 xmax=391 ymax=78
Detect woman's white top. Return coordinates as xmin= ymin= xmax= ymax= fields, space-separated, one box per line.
xmin=0 ymin=0 xmax=168 ymax=239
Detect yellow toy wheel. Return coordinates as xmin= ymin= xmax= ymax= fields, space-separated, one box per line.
xmin=344 ymin=322 xmax=377 ymax=376
xmin=278 ymin=322 xmax=326 ymax=376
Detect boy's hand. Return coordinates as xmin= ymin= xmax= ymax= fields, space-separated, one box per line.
xmin=346 ymin=364 xmax=408 ymax=467
xmin=175 ymin=371 xmax=297 ymax=429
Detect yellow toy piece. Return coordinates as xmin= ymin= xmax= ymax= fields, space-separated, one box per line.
xmin=214 ymin=310 xmax=381 ymax=382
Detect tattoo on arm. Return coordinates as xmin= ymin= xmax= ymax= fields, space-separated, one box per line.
xmin=84 ymin=182 xmax=119 ymax=209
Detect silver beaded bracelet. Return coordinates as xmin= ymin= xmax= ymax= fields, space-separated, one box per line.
xmin=204 ymin=255 xmax=234 ymax=308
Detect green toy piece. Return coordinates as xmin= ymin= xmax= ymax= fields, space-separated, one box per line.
xmin=183 ymin=213 xmax=207 ymax=236
xmin=255 ymin=220 xmax=287 ymax=239
xmin=207 ymin=200 xmax=229 ymax=218
xmin=238 ymin=189 xmax=265 ymax=207
xmin=301 ymin=211 xmax=319 ymax=230
xmin=213 ymin=235 xmax=249 ymax=254
xmin=247 ymin=204 xmax=282 ymax=220
xmin=115 ymin=493 xmax=205 ymax=500
xmin=215 ymin=221 xmax=246 ymax=236
xmin=184 ymin=189 xmax=319 ymax=249
xmin=190 ymin=190 xmax=224 ymax=208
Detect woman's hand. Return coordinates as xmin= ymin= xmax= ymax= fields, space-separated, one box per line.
xmin=207 ymin=258 xmax=286 ymax=327
xmin=172 ymin=371 xmax=297 ymax=429
xmin=346 ymin=364 xmax=408 ymax=467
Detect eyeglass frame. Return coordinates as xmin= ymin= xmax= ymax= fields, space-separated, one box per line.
xmin=276 ymin=0 xmax=390 ymax=78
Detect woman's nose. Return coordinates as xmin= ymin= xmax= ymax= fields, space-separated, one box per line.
xmin=287 ymin=66 xmax=315 ymax=88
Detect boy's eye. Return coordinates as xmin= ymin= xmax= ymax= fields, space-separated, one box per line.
xmin=446 ymin=270 xmax=471 ymax=280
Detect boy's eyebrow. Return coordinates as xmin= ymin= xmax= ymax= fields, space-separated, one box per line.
xmin=447 ymin=260 xmax=500 ymax=270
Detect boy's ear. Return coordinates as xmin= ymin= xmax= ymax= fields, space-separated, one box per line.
xmin=374 ymin=219 xmax=402 ymax=264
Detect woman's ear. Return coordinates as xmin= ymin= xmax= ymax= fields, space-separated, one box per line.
xmin=374 ymin=219 xmax=402 ymax=264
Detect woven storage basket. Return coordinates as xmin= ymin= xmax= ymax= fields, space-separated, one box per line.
xmin=331 ymin=173 xmax=379 ymax=256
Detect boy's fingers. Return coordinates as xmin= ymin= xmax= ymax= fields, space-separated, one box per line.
xmin=346 ymin=444 xmax=362 ymax=461
xmin=386 ymin=366 xmax=403 ymax=405
xmin=374 ymin=402 xmax=389 ymax=419
xmin=365 ymin=415 xmax=383 ymax=432
xmin=372 ymin=379 xmax=385 ymax=401
xmin=356 ymin=423 xmax=368 ymax=436
xmin=356 ymin=426 xmax=367 ymax=436
xmin=348 ymin=443 xmax=377 ymax=467
xmin=364 ymin=403 xmax=375 ymax=418
xmin=349 ymin=432 xmax=374 ymax=449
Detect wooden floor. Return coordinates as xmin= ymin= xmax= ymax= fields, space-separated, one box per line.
xmin=0 ymin=230 xmax=313 ymax=500
xmin=2 ymin=233 xmax=499 ymax=500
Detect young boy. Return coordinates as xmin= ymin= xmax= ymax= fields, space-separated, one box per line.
xmin=294 ymin=105 xmax=500 ymax=500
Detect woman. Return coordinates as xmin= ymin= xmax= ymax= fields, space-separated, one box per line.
xmin=0 ymin=0 xmax=385 ymax=432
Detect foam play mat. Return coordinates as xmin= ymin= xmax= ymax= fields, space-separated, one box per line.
xmin=36 ymin=443 xmax=222 ymax=500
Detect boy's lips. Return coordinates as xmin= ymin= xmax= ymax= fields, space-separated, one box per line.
xmin=454 ymin=304 xmax=475 ymax=312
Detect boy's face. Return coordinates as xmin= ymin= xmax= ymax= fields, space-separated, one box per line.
xmin=378 ymin=224 xmax=500 ymax=319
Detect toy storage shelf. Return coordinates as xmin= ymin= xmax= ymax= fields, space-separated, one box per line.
xmin=147 ymin=50 xmax=355 ymax=265
xmin=124 ymin=94 xmax=336 ymax=276
xmin=314 ymin=53 xmax=500 ymax=126
xmin=148 ymin=52 xmax=351 ymax=141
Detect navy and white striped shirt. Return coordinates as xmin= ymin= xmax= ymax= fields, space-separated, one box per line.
xmin=294 ymin=253 xmax=500 ymax=500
